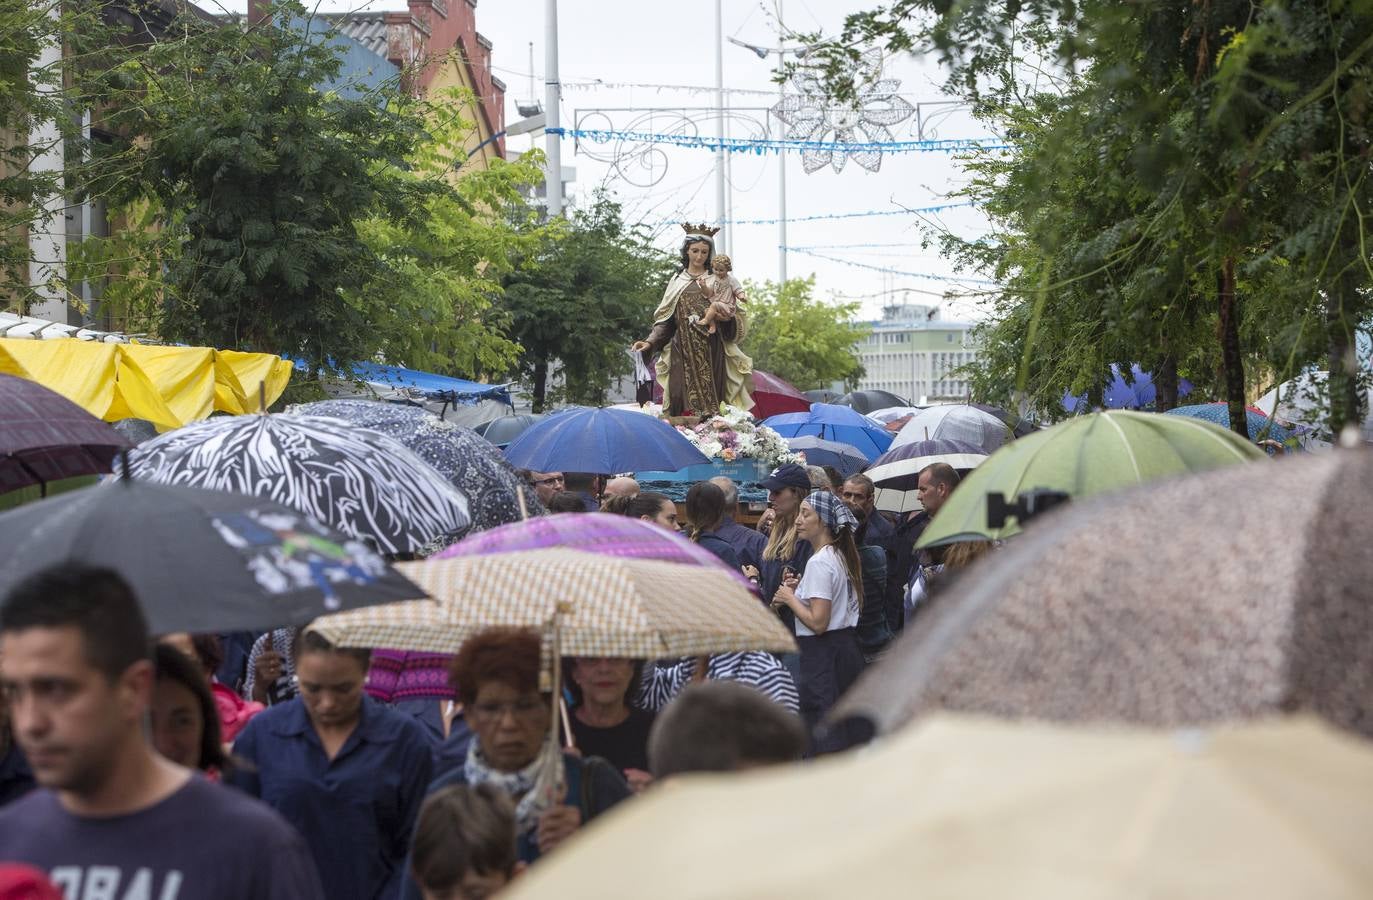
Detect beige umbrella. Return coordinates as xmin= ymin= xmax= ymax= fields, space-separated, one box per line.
xmin=309 ymin=548 xmax=797 ymax=658
xmin=835 ymin=448 xmax=1373 ymax=738
xmin=503 ymin=714 xmax=1373 ymax=900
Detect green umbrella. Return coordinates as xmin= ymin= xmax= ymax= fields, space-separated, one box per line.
xmin=915 ymin=410 xmax=1265 ymax=548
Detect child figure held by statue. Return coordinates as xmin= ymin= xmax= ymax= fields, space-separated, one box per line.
xmin=690 ymin=254 xmax=747 ymax=336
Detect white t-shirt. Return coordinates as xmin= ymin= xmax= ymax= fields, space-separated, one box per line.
xmin=793 ymin=544 xmax=860 ymax=637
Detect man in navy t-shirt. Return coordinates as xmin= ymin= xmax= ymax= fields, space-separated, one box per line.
xmin=0 ymin=565 xmax=323 ymax=900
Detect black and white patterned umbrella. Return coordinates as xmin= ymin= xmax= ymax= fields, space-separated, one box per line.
xmin=126 ymin=413 xmax=471 ymax=555
xmin=290 ymin=399 xmax=542 ymax=540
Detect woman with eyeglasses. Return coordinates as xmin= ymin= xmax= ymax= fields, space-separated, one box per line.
xmin=399 ymin=628 xmax=632 ymax=898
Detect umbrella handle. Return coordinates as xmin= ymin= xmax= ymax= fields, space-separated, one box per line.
xmin=559 ymin=696 xmax=576 ymax=751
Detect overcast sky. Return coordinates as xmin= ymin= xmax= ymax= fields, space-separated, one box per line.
xmin=222 ymin=0 xmax=997 ymax=321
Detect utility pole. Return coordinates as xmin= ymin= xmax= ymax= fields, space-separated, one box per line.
xmin=776 ymin=2 xmax=787 ymax=284
xmin=714 ymin=0 xmax=727 ymax=253
xmin=544 ymin=0 xmax=563 ymax=217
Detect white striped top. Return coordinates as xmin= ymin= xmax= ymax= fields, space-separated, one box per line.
xmin=637 ymin=652 xmax=800 ymax=714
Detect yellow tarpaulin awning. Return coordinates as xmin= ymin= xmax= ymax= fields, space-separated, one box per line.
xmin=0 ymin=338 xmax=292 ymax=431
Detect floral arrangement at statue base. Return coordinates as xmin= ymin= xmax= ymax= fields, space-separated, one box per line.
xmin=629 ymin=403 xmax=803 ymax=469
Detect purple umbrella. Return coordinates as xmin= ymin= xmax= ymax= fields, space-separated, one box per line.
xmin=434 ymin=513 xmax=750 ymax=587
xmin=1062 ymin=364 xmax=1194 ymax=412
xmin=0 ymin=374 xmax=130 ymax=495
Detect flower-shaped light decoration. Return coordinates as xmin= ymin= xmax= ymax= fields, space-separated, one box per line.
xmin=771 ymin=49 xmax=916 ymax=174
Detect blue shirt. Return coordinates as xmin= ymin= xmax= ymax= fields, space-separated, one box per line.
xmin=229 ymin=695 xmax=435 ymax=900
xmin=0 ymin=742 xmax=35 ymax=808
xmin=715 ymin=516 xmax=766 ymax=569
xmin=0 ymin=774 xmax=323 ymax=899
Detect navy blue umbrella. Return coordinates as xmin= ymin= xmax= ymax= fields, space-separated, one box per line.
xmin=503 ymin=406 xmax=710 ymax=474
xmin=763 ymin=403 xmax=894 ymax=462
xmin=785 ymin=436 xmax=869 ymax=477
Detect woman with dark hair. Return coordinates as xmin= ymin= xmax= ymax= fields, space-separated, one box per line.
xmin=151 ymin=643 xmax=233 ymax=777
xmin=631 ymin=227 xmax=753 ymax=417
xmin=401 ymin=627 xmax=631 ymax=897
xmin=771 ymin=490 xmax=867 ymax=752
xmin=160 ymin=632 xmax=263 ymax=743
xmin=229 ymin=631 xmax=435 ymax=900
xmin=563 ymin=657 xmax=654 ymax=793
xmin=543 ymin=491 xmax=589 ymax=514
xmin=605 ymin=491 xmax=679 ymax=531
xmin=684 ymin=481 xmax=740 ymax=569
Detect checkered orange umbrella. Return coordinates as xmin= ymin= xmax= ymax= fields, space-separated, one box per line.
xmin=308 ymin=548 xmax=796 ymax=658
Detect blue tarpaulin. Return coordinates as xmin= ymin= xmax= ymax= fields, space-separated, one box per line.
xmin=348 ymin=363 xmax=512 ymax=406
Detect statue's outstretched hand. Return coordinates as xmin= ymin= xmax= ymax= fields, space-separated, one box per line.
xmin=631 ymin=341 xmax=651 ymax=353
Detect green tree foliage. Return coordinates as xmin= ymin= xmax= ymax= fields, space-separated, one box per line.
xmin=804 ymin=1 xmax=1373 ymax=436
xmin=501 ymin=196 xmax=673 ymax=411
xmin=742 ymin=277 xmax=866 ymax=391
xmin=347 ymin=90 xmax=550 ymax=380
xmin=84 ymin=2 xmax=438 ymax=369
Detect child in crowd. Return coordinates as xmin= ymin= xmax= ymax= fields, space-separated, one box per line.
xmin=691 ymin=254 xmax=746 ymax=335
xmin=410 ymin=784 xmax=523 ymax=900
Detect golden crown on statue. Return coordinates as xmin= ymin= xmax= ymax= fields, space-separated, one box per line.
xmin=681 ymin=222 xmax=722 ymax=237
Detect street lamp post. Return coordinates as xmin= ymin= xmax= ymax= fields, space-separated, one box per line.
xmin=544 ymin=0 xmax=563 ymax=217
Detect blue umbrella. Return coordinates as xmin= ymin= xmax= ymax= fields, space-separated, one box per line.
xmin=1164 ymin=403 xmax=1292 ymax=444
xmin=763 ymin=403 xmax=894 ymax=461
xmin=503 ymin=407 xmax=710 ymax=474
xmin=784 ymin=436 xmax=869 ymax=477
xmin=1063 ymin=364 xmax=1195 ymax=412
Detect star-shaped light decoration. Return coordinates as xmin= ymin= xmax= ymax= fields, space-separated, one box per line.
xmin=771 ymin=49 xmax=916 ymax=174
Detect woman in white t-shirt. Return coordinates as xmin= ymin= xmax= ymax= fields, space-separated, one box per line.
xmin=770 ymin=490 xmax=866 ymax=751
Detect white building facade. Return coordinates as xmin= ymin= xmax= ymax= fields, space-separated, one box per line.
xmin=854 ymin=303 xmax=980 ymax=405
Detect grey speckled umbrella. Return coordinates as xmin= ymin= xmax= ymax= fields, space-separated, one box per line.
xmin=834 ymin=448 xmax=1373 ymax=739
xmin=290 ymin=399 xmax=541 ymax=541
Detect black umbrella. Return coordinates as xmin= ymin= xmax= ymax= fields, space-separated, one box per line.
xmin=290 ymin=400 xmax=542 ymax=538
xmin=474 ymin=414 xmax=544 ymax=448
xmin=0 ymin=374 xmax=130 ymax=495
xmin=838 ymin=389 xmax=912 ymax=414
xmin=125 ymin=413 xmax=471 ymax=555
xmin=0 ymin=478 xmax=426 ymax=633
xmin=803 ymin=389 xmax=845 ymax=405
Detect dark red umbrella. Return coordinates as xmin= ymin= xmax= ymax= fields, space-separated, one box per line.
xmin=0 ymin=374 xmax=130 ymax=496
xmin=749 ymin=371 xmax=811 ymax=419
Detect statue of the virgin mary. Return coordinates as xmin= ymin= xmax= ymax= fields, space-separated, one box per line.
xmin=631 ymin=224 xmax=754 ymax=418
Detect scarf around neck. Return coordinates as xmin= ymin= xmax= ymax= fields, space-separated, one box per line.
xmin=464 ymin=737 xmax=562 ymax=836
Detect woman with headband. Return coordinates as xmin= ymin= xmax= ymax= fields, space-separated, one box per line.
xmin=770 ymin=490 xmax=867 ymax=753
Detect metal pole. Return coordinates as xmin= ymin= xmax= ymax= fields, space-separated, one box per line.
xmin=544 ymin=0 xmax=563 ymax=217
xmin=724 ymin=93 xmax=734 ymax=254
xmin=714 ymin=0 xmax=726 ymax=245
xmin=776 ymin=48 xmax=787 ymax=284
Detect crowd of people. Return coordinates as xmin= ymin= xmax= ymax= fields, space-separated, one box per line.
xmin=0 ymin=458 xmax=981 ymax=899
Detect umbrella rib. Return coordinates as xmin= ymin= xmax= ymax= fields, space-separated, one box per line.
xmin=1160 ymin=415 xmax=1255 ymax=460
xmin=1102 ymin=414 xmax=1144 ymax=483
